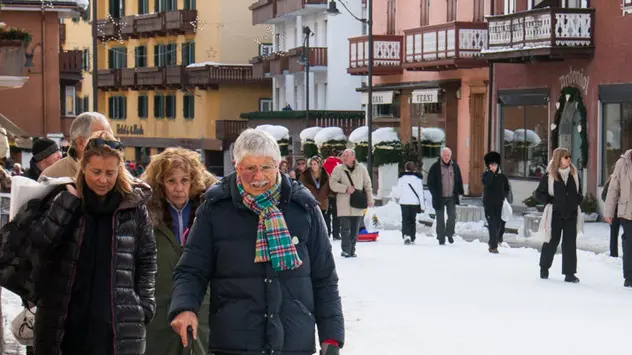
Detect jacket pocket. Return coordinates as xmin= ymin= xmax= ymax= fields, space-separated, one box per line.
xmin=281 ymin=299 xmax=316 ymax=352
xmin=209 ymin=299 xmax=255 ymax=350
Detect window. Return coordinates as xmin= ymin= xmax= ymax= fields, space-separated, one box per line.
xmin=386 ymin=0 xmax=396 ymax=35
xmin=108 ymin=47 xmax=127 ymax=69
xmin=108 ymin=96 xmax=127 ymax=120
xmin=420 ymin=0 xmax=429 ymax=26
xmin=65 ymin=86 xmax=76 ymax=115
xmin=154 ymin=44 xmax=176 ymax=67
xmin=184 ymin=0 xmax=196 ymax=10
xmin=562 ymin=0 xmax=588 ymax=8
xmin=473 ymin=0 xmax=484 ymax=22
xmin=155 ymin=0 xmax=176 ymax=12
xmin=109 ymin=0 xmax=125 ymax=18
xmin=625 ymin=0 xmax=632 ymax=15
xmin=182 ymin=42 xmax=195 ymax=66
xmin=259 ymin=99 xmax=273 ymax=112
xmin=166 ymin=94 xmax=176 ymax=119
xmin=82 ymin=2 xmax=90 ymax=21
xmin=501 ymin=105 xmax=549 ymax=179
xmin=447 ymin=0 xmax=457 ymax=22
xmin=602 ymin=102 xmax=632 ymax=183
xmin=82 ymin=49 xmax=90 ymax=71
xmin=83 ymin=96 xmax=89 ymax=112
xmin=503 ymin=0 xmax=515 ymax=14
xmin=138 ymin=0 xmax=149 ymax=14
xmin=183 ymin=94 xmax=195 ymax=119
xmin=138 ymin=95 xmax=148 ymax=118
xmin=135 ymin=46 xmax=147 ymax=68
xmin=75 ymin=96 xmax=89 ymax=114
xmin=259 ymin=43 xmax=273 ymax=57
xmin=154 ymin=94 xmax=165 ymax=118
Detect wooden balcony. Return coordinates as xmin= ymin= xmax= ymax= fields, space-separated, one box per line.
xmin=268 ymin=52 xmax=289 ymax=76
xmin=97 ymin=69 xmax=121 ymax=89
xmin=249 ymin=0 xmax=278 ymax=25
xmin=276 ymin=0 xmax=328 ymax=18
xmin=348 ymin=35 xmax=403 ymax=76
xmin=165 ymin=10 xmax=197 ymax=34
xmin=403 ymin=22 xmax=488 ymax=71
xmin=120 ymin=68 xmax=136 ymax=87
xmin=186 ymin=64 xmax=270 ymax=89
xmin=166 ymin=65 xmax=187 ymax=86
xmin=0 ymin=41 xmax=25 ymax=77
xmin=59 ymin=23 xmax=66 ymax=47
xmin=96 ymin=19 xmax=118 ymax=40
xmin=136 ymin=13 xmax=166 ymax=37
xmin=59 ymin=50 xmax=83 ymax=82
xmin=250 ymin=55 xmax=270 ymax=79
xmin=216 ymin=120 xmax=248 ymax=148
xmin=481 ymin=7 xmax=595 ymax=62
xmin=119 ymin=15 xmax=136 ymax=39
xmin=136 ymin=67 xmax=166 ymax=88
xmin=287 ymin=47 xmax=327 ymax=73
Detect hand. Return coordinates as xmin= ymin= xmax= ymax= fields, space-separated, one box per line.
xmin=368 ymin=202 xmax=374 ymax=207
xmin=66 ymin=184 xmax=78 ymax=197
xmin=604 ymin=217 xmax=613 ymax=225
xmin=321 ymin=343 xmax=340 ymax=355
xmin=346 ymin=186 xmax=355 ymax=194
xmin=170 ymin=311 xmax=198 ymax=347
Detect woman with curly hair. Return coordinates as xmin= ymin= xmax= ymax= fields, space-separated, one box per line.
xmin=142 ymin=148 xmax=217 ymax=355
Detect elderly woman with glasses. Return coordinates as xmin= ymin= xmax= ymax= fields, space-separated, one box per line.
xmin=168 ymin=129 xmax=344 ymax=355
xmin=142 ymin=148 xmax=217 ymax=355
xmin=535 ymin=147 xmax=583 ymax=283
xmin=16 ymin=131 xmax=157 ymax=355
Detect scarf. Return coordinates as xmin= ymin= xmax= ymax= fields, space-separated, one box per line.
xmin=237 ymin=174 xmax=303 ymax=272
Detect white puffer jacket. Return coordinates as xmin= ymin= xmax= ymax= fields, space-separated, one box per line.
xmin=396 ymin=172 xmax=425 ymax=207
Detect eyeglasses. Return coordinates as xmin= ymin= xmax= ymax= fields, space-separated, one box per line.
xmin=563 ymin=155 xmax=571 ymax=160
xmin=239 ymin=164 xmax=276 ymax=174
xmin=87 ymin=138 xmax=124 ymax=151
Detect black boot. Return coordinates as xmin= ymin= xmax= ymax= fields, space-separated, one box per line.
xmin=564 ymin=274 xmax=580 ymax=283
xmin=540 ymin=268 xmax=549 ymax=279
xmin=624 ymin=279 xmax=632 ymax=288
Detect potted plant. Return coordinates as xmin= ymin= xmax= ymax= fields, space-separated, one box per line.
xmin=0 ymin=26 xmax=32 ymax=46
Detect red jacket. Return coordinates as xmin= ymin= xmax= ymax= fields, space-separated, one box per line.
xmin=323 ymin=156 xmax=342 ymax=176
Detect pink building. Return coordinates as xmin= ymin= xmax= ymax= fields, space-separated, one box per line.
xmin=347 ymin=0 xmax=490 ymax=196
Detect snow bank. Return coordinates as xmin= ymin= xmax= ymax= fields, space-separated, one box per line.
xmin=420 ymin=127 xmax=445 ymax=143
xmin=372 ymin=127 xmax=399 ymax=145
xmin=314 ymin=127 xmax=346 ymax=147
xmin=504 ymin=129 xmax=514 ymax=143
xmin=349 ymin=126 xmax=369 ymax=144
xmin=255 ymin=125 xmax=289 ymax=141
xmin=300 ymin=127 xmax=323 ymax=142
xmin=513 ymin=129 xmax=541 ymax=147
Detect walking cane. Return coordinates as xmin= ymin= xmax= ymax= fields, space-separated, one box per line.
xmin=183 ymin=325 xmax=194 ymax=355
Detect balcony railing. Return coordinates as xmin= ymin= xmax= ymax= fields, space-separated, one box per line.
xmin=250 ymin=56 xmax=270 ymax=79
xmin=276 ymin=0 xmax=328 ymax=17
xmin=59 ymin=50 xmax=83 ymax=81
xmin=165 ymin=10 xmax=197 ymax=34
xmin=97 ymin=69 xmax=121 ymax=89
xmin=0 ymin=41 xmax=25 ymax=77
xmin=268 ymin=52 xmax=289 ymax=76
xmin=287 ymin=47 xmax=327 ymax=72
xmin=187 ymin=64 xmax=269 ymax=89
xmin=249 ymin=0 xmax=276 ymax=25
xmin=120 ymin=15 xmax=136 ymax=38
xmin=481 ymin=7 xmax=595 ymax=62
xmin=96 ymin=19 xmax=118 ymax=40
xmin=348 ymin=35 xmax=403 ymax=76
xmin=166 ymin=65 xmax=187 ymax=86
xmin=216 ymin=120 xmax=248 ymax=143
xmin=403 ymin=22 xmax=488 ymax=71
xmin=136 ymin=13 xmax=166 ymax=37
xmin=136 ymin=67 xmax=166 ymax=87
xmin=121 ymin=68 xmax=136 ymax=87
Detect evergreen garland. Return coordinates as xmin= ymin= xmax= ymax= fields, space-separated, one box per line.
xmin=278 ymin=138 xmax=290 ymax=156
xmin=319 ymin=140 xmax=347 ymax=157
xmin=551 ymin=87 xmax=588 ymax=168
xmin=373 ymin=141 xmax=402 ymax=167
xmin=354 ymin=143 xmax=368 ymax=163
xmin=401 ymin=141 xmax=421 ymax=173
xmin=302 ymin=140 xmax=318 ymax=158
xmin=420 ymin=141 xmax=443 ymax=158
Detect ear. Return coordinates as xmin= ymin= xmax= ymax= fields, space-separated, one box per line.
xmin=232 ymin=159 xmax=236 ymax=166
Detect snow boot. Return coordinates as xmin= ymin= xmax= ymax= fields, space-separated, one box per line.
xmin=404 ymin=236 xmax=412 ymax=245
xmin=624 ymin=279 xmax=632 ymax=288
xmin=540 ymin=268 xmax=549 ymax=279
xmin=488 ymin=247 xmax=499 ymax=254
xmin=341 ymin=251 xmax=350 ymax=258
xmin=564 ymin=274 xmax=580 ymax=283
xmin=447 ymin=235 xmax=454 ymax=244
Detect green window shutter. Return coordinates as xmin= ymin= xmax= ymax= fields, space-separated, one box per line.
xmin=122 ymin=48 xmax=128 ymax=68
xmin=83 ymin=3 xmax=90 ymax=21
xmin=166 ymin=95 xmax=175 ymax=119
xmin=83 ymin=96 xmax=89 ymax=113
xmin=154 ymin=45 xmax=159 ymax=67
xmin=154 ymin=95 xmax=160 ymax=118
xmin=182 ymin=43 xmax=188 ymax=67
xmin=108 ymin=49 xmax=114 ymax=69
xmin=122 ymin=97 xmax=127 ymax=119
xmin=183 ymin=95 xmax=188 ymax=118
xmin=108 ymin=97 xmax=114 ymax=118
xmin=135 ymin=47 xmax=140 ymax=68
xmin=75 ymin=96 xmax=82 ymax=115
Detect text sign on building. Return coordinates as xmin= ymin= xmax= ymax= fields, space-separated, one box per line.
xmin=117 ymin=124 xmax=144 ymax=135
xmin=412 ymin=89 xmax=440 ymax=104
xmin=360 ymin=91 xmax=394 ymax=105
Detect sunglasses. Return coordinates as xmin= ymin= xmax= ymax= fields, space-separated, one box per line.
xmin=563 ymin=155 xmax=571 ymax=159
xmin=87 ymin=138 xmax=124 ymax=151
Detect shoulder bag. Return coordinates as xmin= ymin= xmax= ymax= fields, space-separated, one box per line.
xmin=344 ymin=170 xmax=368 ymax=209
xmin=407 ymin=183 xmax=423 ymax=214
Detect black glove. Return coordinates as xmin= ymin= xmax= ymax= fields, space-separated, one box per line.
xmin=321 ymin=343 xmax=340 ymax=355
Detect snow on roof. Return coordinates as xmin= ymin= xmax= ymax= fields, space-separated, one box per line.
xmin=349 ymin=126 xmax=369 ymax=144
xmin=255 ymin=125 xmax=289 ymax=141
xmin=299 ymin=127 xmax=323 ymax=142
xmin=186 ymin=62 xmax=253 ymax=68
xmin=372 ymin=127 xmax=399 ymax=145
xmin=314 ymin=127 xmax=346 ymax=147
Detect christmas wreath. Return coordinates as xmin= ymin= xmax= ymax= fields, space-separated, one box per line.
xmin=354 ymin=143 xmax=369 ymax=163
xmin=302 ymin=140 xmax=318 ymax=158
xmin=373 ymin=141 xmax=403 ymax=167
xmin=551 ymin=87 xmax=588 ymax=168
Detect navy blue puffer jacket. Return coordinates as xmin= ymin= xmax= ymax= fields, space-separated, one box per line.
xmin=169 ymin=173 xmax=344 ymax=355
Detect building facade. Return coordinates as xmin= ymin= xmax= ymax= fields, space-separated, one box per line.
xmin=486 ymin=0 xmax=627 ymax=209
xmin=346 ymin=0 xmax=490 ymax=195
xmin=93 ymin=0 xmax=271 ymax=174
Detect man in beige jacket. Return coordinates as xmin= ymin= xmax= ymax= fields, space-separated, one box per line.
xmin=329 ymin=149 xmax=374 ymax=258
xmin=39 ymin=112 xmax=112 ymax=181
xmin=604 ymin=149 xmax=632 ymax=288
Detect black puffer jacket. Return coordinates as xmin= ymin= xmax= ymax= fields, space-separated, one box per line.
xmin=169 ymin=173 xmax=344 ymax=355
xmin=29 ymin=183 xmax=157 ymax=355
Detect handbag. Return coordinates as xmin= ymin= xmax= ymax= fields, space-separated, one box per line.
xmin=344 ymin=171 xmax=368 ymax=209
xmin=407 ymin=183 xmax=423 ymax=214
xmin=11 ymin=306 xmax=35 ymax=346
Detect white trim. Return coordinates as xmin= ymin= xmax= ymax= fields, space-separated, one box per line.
xmin=0 ymin=76 xmax=28 ymax=90
xmin=360 ymin=91 xmax=394 ymax=105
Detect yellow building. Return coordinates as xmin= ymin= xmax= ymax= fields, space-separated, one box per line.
xmin=77 ymin=0 xmax=271 ymax=173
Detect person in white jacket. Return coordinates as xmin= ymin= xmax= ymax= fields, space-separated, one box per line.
xmin=397 ymin=161 xmax=425 ymax=244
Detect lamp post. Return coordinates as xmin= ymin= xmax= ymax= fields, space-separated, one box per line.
xmin=327 ymin=0 xmax=374 ymax=182
xmin=301 ymin=26 xmax=313 ymax=127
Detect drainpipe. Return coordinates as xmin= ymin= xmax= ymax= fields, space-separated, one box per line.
xmin=487 ymin=0 xmax=495 ymax=152
xmin=41 ymin=9 xmax=47 ymax=137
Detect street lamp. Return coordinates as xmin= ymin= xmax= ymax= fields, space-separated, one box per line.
xmin=327 ymin=0 xmax=374 ymax=182
xmin=299 ymin=26 xmax=314 ymax=127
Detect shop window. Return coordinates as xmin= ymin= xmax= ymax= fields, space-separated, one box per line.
xmin=501 ymin=105 xmax=549 ymax=179
xmin=183 ymin=94 xmax=195 ymax=119
xmin=138 ymin=95 xmax=148 ymax=118
xmin=260 ymin=99 xmax=273 ymax=112
xmin=372 ymin=94 xmax=401 ymax=118
xmin=602 ymin=102 xmax=632 ymax=183
xmin=108 ymin=96 xmax=127 ymax=120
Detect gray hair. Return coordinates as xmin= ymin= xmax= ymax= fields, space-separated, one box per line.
xmin=69 ymin=112 xmax=110 ymax=142
xmin=233 ymin=128 xmax=282 ymax=164
xmin=343 ymin=148 xmax=355 ymax=157
xmin=441 ymin=147 xmax=452 ymax=155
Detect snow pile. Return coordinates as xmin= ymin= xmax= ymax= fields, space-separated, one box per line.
xmin=513 ymin=129 xmax=542 ymax=147
xmin=314 ymin=127 xmax=346 ymax=147
xmin=349 ymin=126 xmax=369 ymax=144
xmin=372 ymin=127 xmax=399 ymax=146
xmin=255 ymin=125 xmax=289 ymax=141
xmin=299 ymin=126 xmax=323 ymax=143
xmin=504 ymin=129 xmax=514 ymax=143
xmin=421 ymin=127 xmax=445 ymax=143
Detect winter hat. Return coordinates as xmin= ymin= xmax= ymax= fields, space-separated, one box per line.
xmin=484 ymin=151 xmax=501 ymax=167
xmin=32 ymin=138 xmax=59 ymax=162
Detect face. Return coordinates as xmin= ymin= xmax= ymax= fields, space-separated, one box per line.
xmin=560 ymin=153 xmax=571 ymax=169
xmin=488 ymin=162 xmax=498 ymax=171
xmin=84 ymin=155 xmax=120 ymax=197
xmin=295 ymin=160 xmax=306 ymax=172
xmin=310 ymin=159 xmax=320 ymax=172
xmin=441 ymin=149 xmax=452 ymax=163
xmin=164 ymin=167 xmax=191 ymax=209
xmin=39 ymin=151 xmax=62 ymax=170
xmin=236 ymin=155 xmax=278 ymax=196
xmin=279 ymin=161 xmax=288 ymax=173
xmin=341 ymin=151 xmax=355 ymax=166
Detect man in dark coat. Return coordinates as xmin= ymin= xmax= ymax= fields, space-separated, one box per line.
xmin=169 ymin=128 xmax=344 ymax=355
xmin=427 ymin=147 xmax=464 ymax=245
xmin=24 ymin=138 xmax=61 ymax=181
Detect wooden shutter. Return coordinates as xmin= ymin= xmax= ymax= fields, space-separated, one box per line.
xmin=83 ymin=96 xmax=89 ymax=113
xmin=108 ymin=49 xmax=114 ymax=69
xmin=189 ymin=42 xmax=195 ymax=65
xmin=420 ymin=0 xmax=429 ymax=26
xmin=447 ymin=0 xmax=457 ymax=21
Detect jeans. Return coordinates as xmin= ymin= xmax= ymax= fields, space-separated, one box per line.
xmin=435 ymin=197 xmax=456 ymax=242
xmin=340 ymin=216 xmax=362 ymax=255
xmin=485 ymin=205 xmax=503 ymax=249
xmin=326 ymin=197 xmax=340 ymax=239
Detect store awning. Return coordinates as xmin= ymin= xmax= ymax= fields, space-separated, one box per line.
xmin=411 ymin=88 xmax=441 ymax=104
xmin=360 ymin=91 xmax=394 ymax=105
xmin=0 ymin=113 xmax=29 ymax=137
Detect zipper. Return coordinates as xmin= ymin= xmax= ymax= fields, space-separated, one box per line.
xmin=177 ymin=208 xmax=184 ymax=245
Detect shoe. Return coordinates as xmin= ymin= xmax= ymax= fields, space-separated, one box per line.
xmin=540 ymin=268 xmax=549 ymax=279
xmin=564 ymin=274 xmax=580 ymax=283
xmin=350 ymin=253 xmax=358 ymax=258
xmin=447 ymin=236 xmax=454 ymax=244
xmin=488 ymin=248 xmax=499 ymax=254
xmin=404 ymin=236 xmax=412 ymax=245
xmin=341 ymin=251 xmax=350 ymax=258
xmin=438 ymin=240 xmax=445 ymax=245
xmin=624 ymin=279 xmax=632 ymax=288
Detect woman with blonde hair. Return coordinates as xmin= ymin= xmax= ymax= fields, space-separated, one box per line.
xmin=17 ymin=131 xmax=156 ymax=354
xmin=535 ymin=147 xmax=583 ymax=283
xmin=142 ymin=147 xmax=217 ymax=355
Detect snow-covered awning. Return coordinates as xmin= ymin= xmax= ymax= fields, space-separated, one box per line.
xmin=360 ymin=91 xmax=394 ymax=105
xmin=411 ymin=89 xmax=440 ymax=104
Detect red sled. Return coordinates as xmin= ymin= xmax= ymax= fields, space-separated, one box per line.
xmin=357 ymin=228 xmax=379 ymax=242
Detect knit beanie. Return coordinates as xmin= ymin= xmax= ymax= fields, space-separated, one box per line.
xmin=32 ymin=138 xmax=59 ymax=162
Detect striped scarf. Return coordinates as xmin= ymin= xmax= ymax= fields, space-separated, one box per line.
xmin=237 ymin=174 xmax=303 ymax=272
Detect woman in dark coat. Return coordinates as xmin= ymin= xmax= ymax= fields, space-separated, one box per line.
xmin=482 ymin=152 xmax=510 ymax=254
xmin=298 ymin=156 xmax=330 ymax=214
xmin=143 ymin=148 xmax=217 ymax=355
xmin=535 ymin=147 xmax=583 ymax=283
xmin=24 ymin=131 xmax=157 ymax=355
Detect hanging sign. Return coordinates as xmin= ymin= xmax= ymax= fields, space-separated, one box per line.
xmin=360 ymin=91 xmax=394 ymax=105
xmin=411 ymin=88 xmax=440 ymax=104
